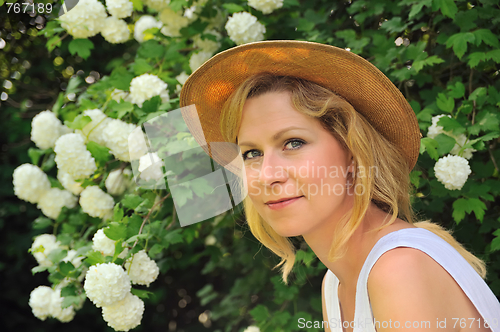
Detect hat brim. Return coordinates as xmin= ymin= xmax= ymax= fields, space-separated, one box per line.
xmin=179 ymin=40 xmax=420 ymax=173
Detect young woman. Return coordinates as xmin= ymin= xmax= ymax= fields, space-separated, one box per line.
xmin=179 ymin=41 xmax=500 ymax=332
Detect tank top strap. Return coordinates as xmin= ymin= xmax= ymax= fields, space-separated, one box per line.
xmin=354 ymin=227 xmax=500 ymax=332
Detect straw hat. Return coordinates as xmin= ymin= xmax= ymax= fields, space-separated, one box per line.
xmin=179 ymin=40 xmax=421 ymax=173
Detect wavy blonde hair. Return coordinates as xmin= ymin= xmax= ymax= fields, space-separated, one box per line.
xmin=220 ymin=74 xmax=486 ymax=283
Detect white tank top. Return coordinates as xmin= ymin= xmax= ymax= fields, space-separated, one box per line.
xmin=323 ymin=227 xmax=500 ymax=332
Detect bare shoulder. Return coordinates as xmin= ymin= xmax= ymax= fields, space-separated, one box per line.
xmin=367 ymin=247 xmax=463 ymax=331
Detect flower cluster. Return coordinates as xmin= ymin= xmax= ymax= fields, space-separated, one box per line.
xmin=106 ymin=0 xmax=134 ymax=19
xmin=248 ymin=0 xmax=284 ymax=14
xmin=134 ymin=15 xmax=162 ymax=43
xmin=13 ymin=164 xmax=51 ymax=204
xmin=54 ymin=133 xmax=98 ymax=180
xmin=124 ymin=250 xmax=160 ymax=286
xmin=101 ymin=17 xmax=131 ymax=44
xmin=129 ymin=73 xmax=169 ymax=108
xmin=427 ymin=114 xmax=476 ymax=159
xmin=225 ymin=12 xmax=266 ymax=45
xmin=30 ymin=110 xmax=72 ymax=150
xmin=434 ymin=154 xmax=472 ymax=190
xmin=80 ymin=186 xmax=115 ymax=220
xmin=84 ymin=263 xmax=145 ymax=331
xmin=59 ymin=0 xmax=108 ymax=39
xmin=29 ymin=286 xmax=77 ymax=322
xmin=159 ymin=7 xmax=190 ymax=37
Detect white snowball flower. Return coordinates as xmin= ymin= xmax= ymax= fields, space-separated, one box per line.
xmin=176 ymin=71 xmax=189 ymax=86
xmin=84 ymin=263 xmax=131 ymax=307
xmin=106 ymin=0 xmax=134 ymax=18
xmin=76 ymin=109 xmax=111 ymax=146
xmin=129 ymin=73 xmax=168 ymax=108
xmin=248 ymin=0 xmax=284 ymax=14
xmin=134 ymin=15 xmax=162 ymax=43
xmin=159 ymin=7 xmax=190 ymax=37
xmin=37 ymin=187 xmax=78 ymax=220
xmin=59 ymin=0 xmax=108 ymax=39
xmin=13 ymin=163 xmax=51 ymax=204
xmin=111 ymin=88 xmax=129 ymax=102
xmin=30 ymin=110 xmax=72 ymax=150
xmin=92 ymin=228 xmax=116 ymax=256
xmin=138 ymin=152 xmax=164 ymax=181
xmin=102 ymin=293 xmax=144 ymax=331
xmin=80 ymin=186 xmax=115 ymax=219
xmin=106 ymin=169 xmax=132 ymax=196
xmin=62 ymin=249 xmax=84 ymax=268
xmin=31 ymin=234 xmax=61 ymax=267
xmin=427 ymin=114 xmax=476 ymax=159
xmin=225 ymin=12 xmax=266 ymax=45
xmin=189 ymin=50 xmax=213 ymax=73
xmin=128 ymin=127 xmax=151 ymax=161
xmin=101 ymin=17 xmax=130 ymax=44
xmin=124 ymin=250 xmax=160 ymax=286
xmin=434 ymin=155 xmax=472 ymax=190
xmin=102 ymin=119 xmax=138 ymax=162
xmin=243 ymin=326 xmax=261 ymax=332
xmin=57 ymin=170 xmax=84 ymax=195
xmin=193 ymin=30 xmax=221 ymax=54
xmin=29 ymin=286 xmax=53 ymax=321
xmin=50 ymin=288 xmax=76 ymax=323
xmin=144 ymin=0 xmax=170 ymax=11
xmin=54 ymin=133 xmax=97 ymax=180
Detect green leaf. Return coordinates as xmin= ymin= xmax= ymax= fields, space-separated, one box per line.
xmin=421 ymin=137 xmax=439 ymax=160
xmin=122 ymin=194 xmax=145 ymax=210
xmin=28 ymin=148 xmax=49 ymax=166
xmin=434 ymin=0 xmax=458 ymax=19
xmin=447 ymin=81 xmax=465 ymax=99
xmin=250 ymin=305 xmax=270 ymax=322
xmin=149 ymin=243 xmax=164 ymax=257
xmin=297 ymin=18 xmax=315 ymax=32
xmin=46 ymin=35 xmax=62 ymax=53
xmin=68 ymin=39 xmax=94 ymax=60
xmin=85 ymin=250 xmax=106 ymax=265
xmin=434 ymin=133 xmax=456 ymax=155
xmin=109 ymin=67 xmax=134 ymax=91
xmin=33 ymin=217 xmax=53 ymax=229
xmin=164 ymin=229 xmax=183 ymax=245
xmin=222 ymin=3 xmax=245 ymax=13
xmin=436 ymin=93 xmax=454 ymax=113
xmin=452 ymin=198 xmax=487 ymax=223
xmin=132 ymin=58 xmax=154 ymax=76
xmin=142 ymin=95 xmax=161 ymax=113
xmin=104 ymin=223 xmax=128 ymax=241
xmin=32 ymin=265 xmax=49 ymax=275
xmin=108 ymin=100 xmax=134 ymax=119
xmin=130 ymin=0 xmax=143 ymax=11
xmin=52 ymin=92 xmax=65 ymax=115
xmin=467 ymin=52 xmax=487 ymax=68
xmin=131 ymin=288 xmax=153 ymax=299
xmin=138 ymin=40 xmax=165 ymax=59
xmin=47 ymin=249 xmax=68 ymax=265
xmin=60 ymin=284 xmax=78 ymax=297
xmin=86 ymin=141 xmax=111 ymax=162
xmin=491 ymin=236 xmax=500 ymax=252
xmin=61 ymin=295 xmax=81 ymax=309
xmin=486 ymin=49 xmax=500 ymax=63
xmin=445 ymin=32 xmax=475 ymax=59
xmin=381 ymin=17 xmax=409 ymax=33
xmin=437 ymin=116 xmax=465 ymax=134
xmin=113 ymin=203 xmax=124 ymax=222
xmin=469 ymin=87 xmax=487 ymax=101
xmin=473 ymin=29 xmax=500 ymax=48
xmin=58 ymin=261 xmax=75 ymax=276
xmin=452 ymin=198 xmax=467 ymax=223
xmin=409 ymin=0 xmax=432 ymax=19
xmin=64 ymin=114 xmax=92 ymax=130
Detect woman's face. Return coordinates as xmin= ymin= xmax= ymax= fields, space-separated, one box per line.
xmin=237 ymin=91 xmax=354 ymax=238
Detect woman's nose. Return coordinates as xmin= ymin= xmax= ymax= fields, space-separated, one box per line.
xmin=257 ymin=153 xmax=288 ymax=186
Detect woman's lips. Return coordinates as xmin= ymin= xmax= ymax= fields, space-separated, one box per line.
xmin=266 ymin=196 xmax=304 ymax=210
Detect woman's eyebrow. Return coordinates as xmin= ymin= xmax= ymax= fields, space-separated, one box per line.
xmin=238 ymin=126 xmax=308 ymax=147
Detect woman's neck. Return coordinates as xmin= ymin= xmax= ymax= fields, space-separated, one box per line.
xmin=303 ymin=202 xmax=409 ymax=291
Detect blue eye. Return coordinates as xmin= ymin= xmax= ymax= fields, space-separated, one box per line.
xmin=241 ymin=139 xmax=306 ymax=161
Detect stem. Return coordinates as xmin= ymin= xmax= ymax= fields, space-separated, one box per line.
xmin=131 ymin=193 xmax=171 ymax=250
xmin=469 ymin=70 xmax=476 ymax=125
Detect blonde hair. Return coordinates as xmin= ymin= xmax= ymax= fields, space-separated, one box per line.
xmin=220 ymin=74 xmax=487 ymax=283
